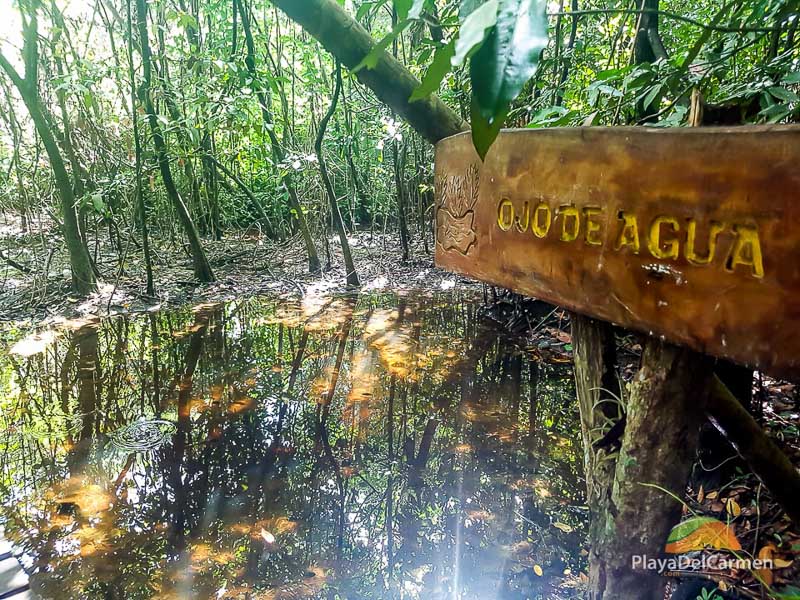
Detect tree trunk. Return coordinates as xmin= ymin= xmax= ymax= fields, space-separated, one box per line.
xmin=571 ymin=315 xmax=624 ymax=596
xmin=125 ymin=0 xmax=154 ymax=296
xmin=270 ymin=0 xmax=468 ymax=144
xmin=0 ymin=5 xmax=96 ymax=294
xmin=315 ymin=62 xmax=359 ymax=287
xmin=235 ymin=0 xmax=320 ymax=272
xmin=133 ymin=0 xmax=214 ymax=283
xmin=391 ymin=138 xmax=411 ymax=261
xmin=598 ymin=343 xmax=713 ymax=599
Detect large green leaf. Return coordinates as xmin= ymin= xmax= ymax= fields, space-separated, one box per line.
xmin=394 ymin=0 xmax=413 ymax=20
xmin=471 ymin=0 xmax=548 ymax=119
xmin=470 ymin=96 xmax=507 ymax=160
xmin=409 ymin=39 xmax=456 ymax=102
xmin=452 ymin=0 xmax=499 ymax=68
xmin=468 ymin=0 xmax=548 ymax=158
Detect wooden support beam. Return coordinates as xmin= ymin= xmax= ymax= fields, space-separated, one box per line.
xmin=708 ymin=375 xmax=800 ymax=524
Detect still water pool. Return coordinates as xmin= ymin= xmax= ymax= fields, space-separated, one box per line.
xmin=0 ymin=289 xmax=585 ymax=599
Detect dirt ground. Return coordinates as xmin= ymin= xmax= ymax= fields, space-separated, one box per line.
xmin=0 ymin=219 xmax=478 ymax=324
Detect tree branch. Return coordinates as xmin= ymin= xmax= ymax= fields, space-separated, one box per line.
xmin=547 ymin=8 xmax=786 ymax=33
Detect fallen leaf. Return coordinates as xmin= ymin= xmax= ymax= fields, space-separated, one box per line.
xmin=726 ymin=498 xmax=741 ymax=518
xmin=533 ymin=565 xmax=543 ymax=577
xmin=756 ymin=544 xmax=776 ymax=586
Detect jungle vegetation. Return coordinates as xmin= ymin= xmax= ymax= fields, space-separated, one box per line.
xmin=0 ymin=0 xmax=797 ymax=298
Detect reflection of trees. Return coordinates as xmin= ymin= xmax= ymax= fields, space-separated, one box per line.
xmin=0 ymin=293 xmax=586 ymax=599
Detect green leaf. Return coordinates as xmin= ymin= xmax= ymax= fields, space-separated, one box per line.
xmin=641 ymin=84 xmax=663 ymax=110
xmin=356 ymin=1 xmax=381 ymax=20
xmin=783 ymin=71 xmax=800 ymax=84
xmin=91 ymin=193 xmax=105 ymax=214
xmin=666 ymin=517 xmax=719 ymax=543
xmin=759 ymin=103 xmax=793 ymax=123
xmin=452 ymin=0 xmax=499 ymax=68
xmin=470 ymin=0 xmax=548 ymax=119
xmin=394 ymin=0 xmax=412 ymax=20
xmin=768 ymin=86 xmax=800 ymax=103
xmin=470 ymin=95 xmax=507 ymax=160
xmin=354 ymin=19 xmax=411 ymax=72
xmin=409 ymin=40 xmax=456 ymax=102
xmin=468 ymin=0 xmax=548 ymax=157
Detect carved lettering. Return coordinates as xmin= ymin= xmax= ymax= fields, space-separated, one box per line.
xmin=615 ymin=211 xmax=641 ymax=254
xmin=583 ymin=207 xmax=603 ymax=246
xmin=647 ymin=216 xmax=680 ymax=260
xmin=514 ymin=200 xmax=530 ymax=233
xmin=727 ymin=224 xmax=764 ymax=279
xmin=491 ymin=198 xmax=765 ymax=279
xmin=532 ymin=202 xmax=551 ymax=238
xmin=558 ymin=205 xmax=581 ymax=242
xmin=497 ymin=198 xmax=514 ymax=231
xmin=686 ymin=219 xmax=724 ymax=266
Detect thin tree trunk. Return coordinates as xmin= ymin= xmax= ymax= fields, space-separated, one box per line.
xmin=0 ymin=4 xmax=96 ymax=294
xmin=555 ymin=0 xmax=579 ymax=106
xmin=315 ymin=62 xmax=359 ymax=287
xmin=133 ymin=0 xmax=214 ymax=282
xmin=235 ymin=0 xmax=320 ymax=272
xmin=392 ymin=138 xmax=410 ymax=261
xmin=126 ymin=0 xmax=154 ymax=296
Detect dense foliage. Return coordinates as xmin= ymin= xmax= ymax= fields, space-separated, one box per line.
xmin=0 ymin=0 xmax=798 ymax=294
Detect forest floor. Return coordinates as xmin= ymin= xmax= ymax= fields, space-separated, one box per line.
xmin=0 ymin=217 xmax=477 ymax=324
xmin=1 ymin=219 xmax=799 ymax=597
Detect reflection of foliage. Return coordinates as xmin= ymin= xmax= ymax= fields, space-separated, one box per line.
xmin=0 ymin=292 xmax=585 ymax=599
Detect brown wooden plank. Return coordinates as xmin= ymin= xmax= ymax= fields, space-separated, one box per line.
xmin=434 ymin=126 xmax=800 ymax=380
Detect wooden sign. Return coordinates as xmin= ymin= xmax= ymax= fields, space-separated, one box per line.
xmin=434 ymin=126 xmax=800 ymax=380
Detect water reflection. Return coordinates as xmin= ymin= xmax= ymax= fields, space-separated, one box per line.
xmin=0 ymin=290 xmax=585 ymax=599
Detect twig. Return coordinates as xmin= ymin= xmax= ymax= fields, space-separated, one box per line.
xmin=0 ymin=249 xmax=31 ymax=274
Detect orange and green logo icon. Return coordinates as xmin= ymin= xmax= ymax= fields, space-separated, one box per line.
xmin=665 ymin=516 xmax=742 ymax=554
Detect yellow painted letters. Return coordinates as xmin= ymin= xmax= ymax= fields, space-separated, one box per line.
xmin=647 ymin=216 xmax=680 ymax=260
xmin=614 ymin=211 xmax=640 ymax=253
xmin=559 ymin=205 xmax=580 ymax=242
xmin=497 ymin=198 xmax=514 ymax=231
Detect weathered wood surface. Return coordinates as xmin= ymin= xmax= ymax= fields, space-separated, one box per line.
xmin=434 ymin=126 xmax=800 ymax=379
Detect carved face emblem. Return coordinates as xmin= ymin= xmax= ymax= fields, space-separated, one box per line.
xmin=436 ymin=163 xmax=480 ymax=256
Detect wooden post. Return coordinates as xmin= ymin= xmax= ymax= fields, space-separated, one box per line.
xmin=573 ymin=316 xmax=714 ymax=599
